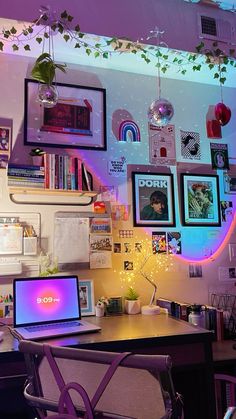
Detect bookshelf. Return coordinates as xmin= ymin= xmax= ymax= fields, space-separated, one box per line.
xmin=8 ymin=187 xmax=97 ymax=206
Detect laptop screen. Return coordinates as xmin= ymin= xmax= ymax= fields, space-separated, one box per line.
xmin=14 ymin=275 xmax=81 ymax=327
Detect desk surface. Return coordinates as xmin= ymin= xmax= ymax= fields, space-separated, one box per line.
xmin=0 ymin=313 xmax=212 ymax=355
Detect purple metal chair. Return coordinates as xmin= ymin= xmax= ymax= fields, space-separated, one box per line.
xmin=19 ymin=340 xmax=183 ymax=419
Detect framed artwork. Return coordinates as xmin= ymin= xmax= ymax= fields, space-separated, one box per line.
xmin=132 ymin=172 xmax=176 ymax=227
xmin=79 ymin=279 xmax=95 ymax=316
xmin=0 ymin=126 xmax=11 ymax=169
xmin=224 ymin=173 xmax=236 ymax=194
xmin=180 ymin=173 xmax=221 ymax=226
xmin=24 ymin=79 xmax=107 ymax=150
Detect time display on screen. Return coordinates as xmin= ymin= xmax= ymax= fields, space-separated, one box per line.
xmin=36 ymin=296 xmax=60 ymax=304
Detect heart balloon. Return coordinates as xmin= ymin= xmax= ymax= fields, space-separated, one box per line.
xmin=215 ymin=102 xmax=231 ymax=126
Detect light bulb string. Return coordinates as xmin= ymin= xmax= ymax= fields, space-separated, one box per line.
xmin=147 ymin=27 xmax=165 ymax=100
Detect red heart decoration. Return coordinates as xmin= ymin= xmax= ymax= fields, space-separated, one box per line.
xmin=215 ymin=102 xmax=231 ymax=126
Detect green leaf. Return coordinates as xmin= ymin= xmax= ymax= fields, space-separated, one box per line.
xmin=85 ymin=48 xmax=91 ymax=56
xmin=162 ymin=55 xmax=168 ymax=60
xmin=57 ymin=23 xmax=64 ymax=34
xmin=74 ymin=24 xmax=81 ymax=32
xmin=221 ymin=66 xmax=227 ymax=72
xmin=214 ymin=73 xmax=219 ymax=79
xmin=78 ymin=32 xmax=85 ymax=38
xmin=24 ymin=44 xmax=31 ymax=51
xmin=44 ymin=32 xmax=49 ymax=39
xmin=63 ymin=34 xmax=70 ymax=42
xmin=60 ymin=10 xmax=68 ymax=19
xmin=22 ymin=29 xmax=28 ymax=36
xmin=181 ymin=69 xmax=187 ymax=75
xmin=10 ymin=26 xmax=17 ymax=34
xmin=103 ymin=52 xmax=109 ymax=59
xmin=36 ymin=53 xmax=52 ymax=63
xmin=195 ymin=42 xmax=204 ymax=53
xmin=219 ymin=77 xmax=226 ymax=84
xmin=95 ymin=43 xmax=101 ymax=48
xmin=28 ymin=26 xmax=33 ymax=34
xmin=94 ymin=51 xmax=100 ymax=58
xmin=36 ymin=37 xmax=43 ymax=44
xmin=12 ymin=44 xmax=19 ymax=51
xmin=208 ymin=64 xmax=214 ymax=70
xmin=74 ymin=43 xmax=81 ymax=49
xmin=67 ymin=15 xmax=73 ymax=22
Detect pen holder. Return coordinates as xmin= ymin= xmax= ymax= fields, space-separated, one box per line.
xmin=23 ymin=236 xmax=38 ymax=256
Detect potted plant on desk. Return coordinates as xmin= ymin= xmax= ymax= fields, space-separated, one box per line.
xmin=124 ymin=287 xmax=141 ymax=315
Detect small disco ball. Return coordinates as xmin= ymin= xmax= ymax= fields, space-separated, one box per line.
xmin=147 ymin=98 xmax=174 ymax=126
xmin=37 ymin=84 xmax=59 ymax=108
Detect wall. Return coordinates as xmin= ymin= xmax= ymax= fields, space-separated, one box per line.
xmin=0 ymin=48 xmax=236 ymax=307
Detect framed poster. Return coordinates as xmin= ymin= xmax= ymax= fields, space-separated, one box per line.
xmin=79 ymin=279 xmax=95 ymax=316
xmin=180 ymin=173 xmax=221 ymax=226
xmin=24 ymin=79 xmax=107 ymax=150
xmin=0 ymin=126 xmax=11 ymax=169
xmin=132 ymin=172 xmax=176 ymax=227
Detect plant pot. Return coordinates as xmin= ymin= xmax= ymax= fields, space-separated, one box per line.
xmin=95 ymin=305 xmax=105 ymax=317
xmin=125 ymin=299 xmax=141 ymax=315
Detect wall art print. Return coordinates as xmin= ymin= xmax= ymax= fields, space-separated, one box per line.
xmin=180 ymin=130 xmax=200 ymax=160
xmin=210 ymin=143 xmax=229 ymax=170
xmin=24 ymin=79 xmax=106 ymax=150
xmin=132 ymin=172 xmax=176 ymax=227
xmin=181 ymin=173 xmax=221 ymax=226
xmin=149 ymin=124 xmax=176 ymax=166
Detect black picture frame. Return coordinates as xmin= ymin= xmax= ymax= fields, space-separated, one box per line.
xmin=132 ymin=172 xmax=176 ymax=227
xmin=180 ymin=173 xmax=221 ymax=227
xmin=24 ymin=79 xmax=107 ymax=150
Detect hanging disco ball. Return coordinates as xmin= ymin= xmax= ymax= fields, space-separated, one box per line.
xmin=147 ymin=98 xmax=174 ymax=126
xmin=215 ymin=102 xmax=231 ymax=126
xmin=37 ymin=84 xmax=59 ymax=108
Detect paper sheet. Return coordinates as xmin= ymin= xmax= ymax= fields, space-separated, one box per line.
xmin=54 ymin=217 xmax=89 ymax=263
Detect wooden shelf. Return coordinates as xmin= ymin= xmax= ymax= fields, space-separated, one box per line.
xmin=8 ymin=187 xmax=97 ymax=206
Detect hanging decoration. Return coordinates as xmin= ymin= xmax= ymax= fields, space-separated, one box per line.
xmin=214 ymin=60 xmax=232 ymax=126
xmin=147 ymin=28 xmax=174 ymax=127
xmin=32 ymin=6 xmax=66 ymax=108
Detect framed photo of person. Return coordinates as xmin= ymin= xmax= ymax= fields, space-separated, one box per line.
xmin=132 ymin=172 xmax=176 ymax=227
xmin=0 ymin=126 xmax=11 ymax=169
xmin=180 ymin=173 xmax=221 ymax=227
xmin=79 ymin=279 xmax=95 ymax=316
xmin=24 ymin=79 xmax=107 ymax=150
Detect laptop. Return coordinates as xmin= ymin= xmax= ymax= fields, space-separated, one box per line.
xmin=12 ymin=275 xmax=101 ymax=340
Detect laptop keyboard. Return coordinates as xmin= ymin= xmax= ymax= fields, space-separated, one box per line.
xmin=25 ymin=321 xmax=81 ymax=332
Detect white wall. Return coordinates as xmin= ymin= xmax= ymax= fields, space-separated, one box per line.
xmin=0 ymin=51 xmax=236 ymax=306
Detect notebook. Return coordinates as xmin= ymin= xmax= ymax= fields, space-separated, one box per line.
xmin=12 ymin=275 xmax=101 ymax=340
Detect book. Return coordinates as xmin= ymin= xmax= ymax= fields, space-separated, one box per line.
xmin=82 ymin=163 xmax=91 ymax=191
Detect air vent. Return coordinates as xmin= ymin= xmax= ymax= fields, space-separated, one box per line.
xmin=198 ymin=14 xmax=233 ymax=43
xmin=201 ymin=16 xmax=217 ymax=37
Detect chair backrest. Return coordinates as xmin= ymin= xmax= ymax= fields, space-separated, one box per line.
xmin=215 ymin=374 xmax=236 ymax=419
xmin=19 ymin=340 xmax=183 ymax=419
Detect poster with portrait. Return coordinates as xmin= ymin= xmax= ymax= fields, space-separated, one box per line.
xmin=210 ymin=143 xmax=229 ymax=170
xmin=180 ymin=174 xmax=221 ymax=226
xmin=0 ymin=126 xmax=11 ymax=169
xmin=132 ymin=172 xmax=176 ymax=227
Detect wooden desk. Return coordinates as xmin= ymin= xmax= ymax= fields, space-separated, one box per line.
xmin=0 ymin=314 xmax=215 ymax=419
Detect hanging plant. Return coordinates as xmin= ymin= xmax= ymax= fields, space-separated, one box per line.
xmin=0 ymin=8 xmax=236 ymax=85
xmin=31 ymin=52 xmax=66 ymax=85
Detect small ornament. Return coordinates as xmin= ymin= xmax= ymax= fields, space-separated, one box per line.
xmin=148 ymin=98 xmax=174 ymax=126
xmin=37 ymin=83 xmax=59 ymax=108
xmin=215 ymin=102 xmax=231 ymax=126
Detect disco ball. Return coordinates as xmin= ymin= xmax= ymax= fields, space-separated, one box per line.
xmin=147 ymin=98 xmax=174 ymax=126
xmin=37 ymin=84 xmax=59 ymax=108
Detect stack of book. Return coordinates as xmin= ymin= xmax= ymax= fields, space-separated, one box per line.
xmin=7 ymin=164 xmax=45 ymax=188
xmin=156 ymin=297 xmax=225 ymax=341
xmin=44 ymin=153 xmax=84 ymax=190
